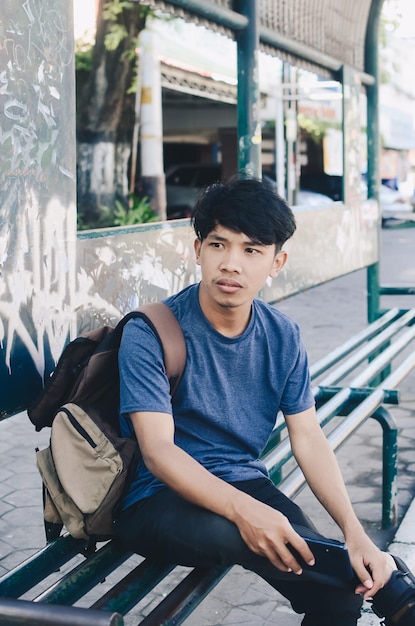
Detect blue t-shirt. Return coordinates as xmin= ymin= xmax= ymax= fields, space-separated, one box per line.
xmin=118 ymin=283 xmax=314 ymax=509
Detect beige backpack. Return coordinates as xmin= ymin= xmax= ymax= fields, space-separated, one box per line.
xmin=30 ymin=303 xmax=186 ymax=541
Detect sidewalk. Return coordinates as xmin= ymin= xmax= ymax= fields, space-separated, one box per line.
xmin=0 ymin=226 xmax=414 ymax=625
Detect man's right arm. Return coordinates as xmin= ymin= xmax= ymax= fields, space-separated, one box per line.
xmin=130 ymin=410 xmax=315 ymax=575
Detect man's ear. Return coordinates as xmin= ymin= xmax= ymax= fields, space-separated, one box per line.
xmin=269 ymin=251 xmax=288 ymax=278
xmin=194 ymin=238 xmax=201 ymax=265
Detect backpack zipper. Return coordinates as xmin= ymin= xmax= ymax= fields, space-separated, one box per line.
xmin=60 ymin=407 xmax=97 ymax=448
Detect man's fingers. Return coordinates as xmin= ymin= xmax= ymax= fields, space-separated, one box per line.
xmin=271 ymin=536 xmax=316 ymax=575
xmin=251 ymin=537 xmax=309 ymax=574
xmin=279 ymin=545 xmax=304 ymax=574
xmin=264 ymin=549 xmax=295 ymax=573
xmin=353 ymin=562 xmax=373 ymax=593
xmin=285 ymin=537 xmax=315 ymax=573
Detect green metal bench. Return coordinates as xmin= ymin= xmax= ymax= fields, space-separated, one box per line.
xmin=0 ymin=305 xmax=414 ymax=626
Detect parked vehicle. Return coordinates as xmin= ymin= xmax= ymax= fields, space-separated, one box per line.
xmin=166 ymin=164 xmax=222 ymax=219
xmin=295 ymin=189 xmax=334 ymax=208
xmin=166 ymin=163 xmax=334 ymax=219
xmin=361 ymin=182 xmax=414 ymax=223
xmin=379 ymin=185 xmax=413 ymax=218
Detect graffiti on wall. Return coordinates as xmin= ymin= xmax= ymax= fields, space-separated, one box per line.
xmin=76 ymin=223 xmax=199 ymax=332
xmin=0 ymin=0 xmax=77 ymax=415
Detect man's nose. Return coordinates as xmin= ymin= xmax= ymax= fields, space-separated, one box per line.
xmin=219 ymin=250 xmax=243 ymax=272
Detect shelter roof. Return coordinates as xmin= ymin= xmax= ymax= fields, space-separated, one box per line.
xmin=148 ymin=0 xmax=375 ymax=78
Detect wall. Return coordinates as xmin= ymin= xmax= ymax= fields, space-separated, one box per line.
xmin=0 ymin=0 xmax=77 ymax=417
xmin=76 ymin=200 xmax=379 ymax=322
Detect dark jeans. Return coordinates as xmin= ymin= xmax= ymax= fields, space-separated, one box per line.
xmin=114 ymin=477 xmax=363 ymax=625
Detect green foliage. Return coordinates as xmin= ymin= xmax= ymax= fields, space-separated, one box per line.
xmin=127 ymin=73 xmax=139 ymax=95
xmin=103 ymin=1 xmax=154 ymax=58
xmin=75 ymin=45 xmax=93 ymax=72
xmin=75 ymin=33 xmax=94 ymax=72
xmin=103 ymin=0 xmax=134 ymax=22
xmin=77 ymin=195 xmax=158 ymax=231
xmin=105 ymin=24 xmax=129 ymax=51
xmin=297 ymin=114 xmax=343 ymax=144
xmin=114 ymin=194 xmax=159 ymax=225
xmin=77 ymin=206 xmax=115 ymax=231
xmin=101 ymin=1 xmax=156 ymax=93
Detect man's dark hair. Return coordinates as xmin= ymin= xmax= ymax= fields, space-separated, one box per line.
xmin=191 ymin=176 xmax=296 ymax=250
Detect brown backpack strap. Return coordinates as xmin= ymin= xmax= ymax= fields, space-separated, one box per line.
xmin=136 ymin=302 xmax=186 ymax=395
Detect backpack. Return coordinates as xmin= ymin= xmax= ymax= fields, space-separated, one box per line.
xmin=28 ymin=302 xmax=186 ymax=543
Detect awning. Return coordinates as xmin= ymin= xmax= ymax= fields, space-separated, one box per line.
xmin=147 ymin=0 xmax=376 ymax=79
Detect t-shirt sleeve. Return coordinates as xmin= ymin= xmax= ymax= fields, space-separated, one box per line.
xmin=118 ymin=317 xmax=173 ymax=417
xmin=279 ymin=335 xmax=315 ymax=415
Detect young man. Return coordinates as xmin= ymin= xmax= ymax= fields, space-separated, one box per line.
xmin=115 ymin=177 xmax=415 ymax=625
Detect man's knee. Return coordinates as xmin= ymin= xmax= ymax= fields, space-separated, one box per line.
xmin=277 ymin=581 xmax=362 ymax=626
xmin=115 ymin=491 xmax=246 ymax=567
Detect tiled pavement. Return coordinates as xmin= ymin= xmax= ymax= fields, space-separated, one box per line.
xmin=0 ymin=225 xmax=414 ymax=625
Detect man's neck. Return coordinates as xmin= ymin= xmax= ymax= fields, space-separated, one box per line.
xmin=198 ymin=291 xmax=252 ymax=338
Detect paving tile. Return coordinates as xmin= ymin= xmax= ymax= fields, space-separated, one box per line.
xmin=2 ymin=472 xmax=42 ymax=490
xmin=1 ymin=521 xmax=46 ymax=549
xmin=0 ymin=538 xmax=15 ymax=561
xmin=0 ymin=467 xmax=14 ymax=483
xmin=3 ymin=487 xmax=41 ymax=508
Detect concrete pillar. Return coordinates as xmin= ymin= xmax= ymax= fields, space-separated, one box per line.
xmin=0 ymin=0 xmax=77 ymax=416
xmin=139 ymin=24 xmax=166 ymax=220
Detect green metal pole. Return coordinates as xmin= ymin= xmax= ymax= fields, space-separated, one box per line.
xmin=235 ymin=0 xmax=261 ymax=178
xmin=163 ymin=0 xmax=248 ymax=31
xmin=365 ymin=0 xmax=385 ymax=322
xmin=371 ymin=406 xmax=398 ymax=528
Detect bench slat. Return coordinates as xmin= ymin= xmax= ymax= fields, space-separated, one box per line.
xmin=353 ymin=324 xmax=415 ymax=387
xmin=139 ymin=566 xmax=230 ymax=626
xmin=316 ymin=309 xmax=415 ymax=386
xmin=91 ymin=560 xmax=175 ymax=614
xmin=0 ymin=598 xmax=123 ymax=626
xmin=35 ymin=541 xmax=131 ymax=606
xmin=0 ymin=535 xmax=87 ymax=598
xmin=309 ymin=308 xmax=401 ymax=379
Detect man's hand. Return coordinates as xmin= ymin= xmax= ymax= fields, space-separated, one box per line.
xmin=232 ymin=497 xmax=315 ymax=574
xmin=346 ymin=532 xmax=397 ymax=599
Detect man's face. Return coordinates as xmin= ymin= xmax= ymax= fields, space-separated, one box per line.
xmin=194 ymin=224 xmax=287 ymax=312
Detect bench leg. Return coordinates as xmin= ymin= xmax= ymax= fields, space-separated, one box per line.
xmin=371 ymin=406 xmax=398 ymax=529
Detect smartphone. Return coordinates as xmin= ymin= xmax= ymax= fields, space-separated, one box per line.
xmin=288 ymin=537 xmax=358 ymax=588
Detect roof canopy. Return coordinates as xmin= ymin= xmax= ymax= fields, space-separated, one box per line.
xmin=150 ymin=0 xmax=381 ymax=80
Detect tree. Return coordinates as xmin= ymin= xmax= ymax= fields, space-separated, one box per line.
xmin=76 ymin=0 xmax=151 ymax=225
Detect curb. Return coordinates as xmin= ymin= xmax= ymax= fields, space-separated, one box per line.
xmin=388 ymin=497 xmax=415 ymax=570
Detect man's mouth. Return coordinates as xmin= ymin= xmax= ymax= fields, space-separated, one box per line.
xmin=216 ymin=279 xmax=243 ymax=293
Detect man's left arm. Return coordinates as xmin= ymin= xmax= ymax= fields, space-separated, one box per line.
xmin=285 ymin=407 xmax=396 ymax=598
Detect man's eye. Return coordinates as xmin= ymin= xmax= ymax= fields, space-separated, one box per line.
xmin=210 ymin=242 xmax=223 ymax=248
xmin=246 ymin=248 xmax=259 ymax=254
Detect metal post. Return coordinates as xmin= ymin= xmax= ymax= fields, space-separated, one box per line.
xmin=275 ymin=84 xmax=285 ymax=198
xmin=371 ymin=406 xmax=398 ymax=528
xmin=285 ymin=66 xmax=298 ymax=206
xmin=365 ymin=0 xmax=384 ymax=322
xmin=235 ymin=0 xmax=261 ymax=177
